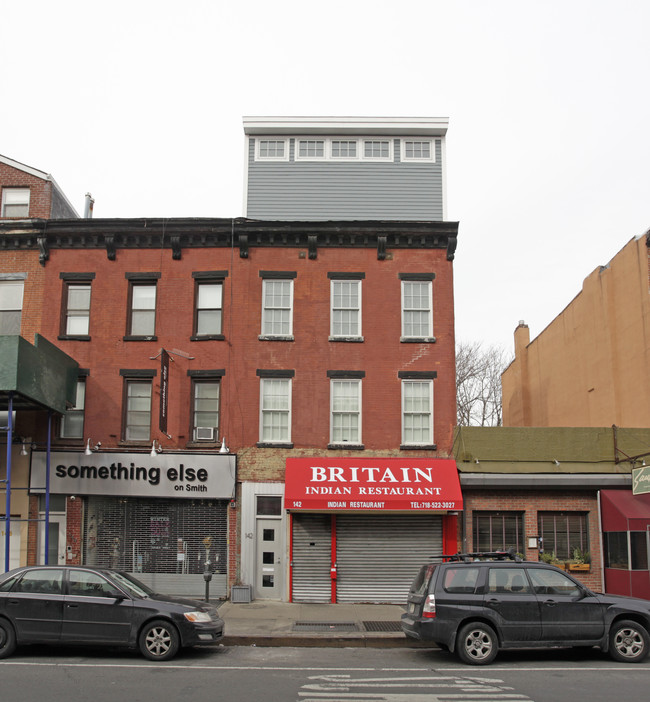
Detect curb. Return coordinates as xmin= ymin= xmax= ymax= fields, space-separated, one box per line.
xmin=221 ymin=635 xmax=435 ymax=649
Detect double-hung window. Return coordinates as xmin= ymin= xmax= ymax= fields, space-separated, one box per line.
xmin=260 ymin=272 xmax=295 ymax=339
xmin=125 ymin=273 xmax=159 ymax=339
xmin=400 ymin=372 xmax=436 ymax=447
xmin=192 ymin=271 xmax=226 ymax=339
xmin=329 ymin=273 xmax=363 ymax=340
xmin=328 ymin=372 xmax=364 ymax=447
xmin=258 ymin=371 xmax=293 ymax=446
xmin=400 ymin=274 xmax=434 ymax=341
xmin=0 ymin=278 xmax=24 ymax=335
xmin=59 ymin=376 xmax=87 ymax=440
xmin=121 ymin=370 xmax=155 ymax=442
xmin=189 ymin=371 xmax=223 ymax=442
xmin=1 ymin=188 xmax=30 ymax=217
xmin=60 ymin=273 xmax=94 ymax=338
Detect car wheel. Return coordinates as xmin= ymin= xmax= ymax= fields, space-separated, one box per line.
xmin=456 ymin=622 xmax=498 ymax=665
xmin=138 ymin=619 xmax=180 ymax=661
xmin=0 ymin=619 xmax=17 ymax=659
xmin=609 ymin=620 xmax=650 ymax=663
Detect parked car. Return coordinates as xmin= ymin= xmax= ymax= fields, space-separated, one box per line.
xmin=401 ymin=551 xmax=650 ymax=665
xmin=0 ymin=565 xmax=224 ymax=661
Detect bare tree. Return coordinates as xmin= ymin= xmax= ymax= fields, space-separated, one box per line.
xmin=456 ymin=341 xmax=511 ymax=426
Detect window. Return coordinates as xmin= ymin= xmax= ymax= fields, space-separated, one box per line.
xmin=488 ymin=567 xmax=532 ymax=595
xmin=538 ymin=512 xmax=588 ymax=562
xmin=259 ymin=377 xmax=292 ymax=444
xmin=256 ymin=139 xmax=288 ymax=160
xmin=401 ymin=139 xmax=435 ymax=162
xmin=296 ymin=139 xmax=325 ymax=159
xmin=60 ymin=378 xmax=86 ymax=439
xmin=473 ymin=512 xmax=525 ymax=553
xmin=123 ymin=377 xmax=153 ymax=441
xmin=443 ymin=567 xmax=479 ymax=594
xmin=63 ymin=283 xmax=91 ymax=336
xmin=330 ymin=140 xmax=357 ymax=158
xmin=401 ymin=379 xmax=433 ymax=446
xmin=330 ymin=379 xmax=361 ymax=445
xmin=14 ymin=569 xmax=63 ymax=594
xmin=0 ymin=280 xmax=23 ymax=335
xmin=256 ymin=496 xmax=282 ymax=516
xmin=1 ymin=188 xmax=30 ymax=217
xmin=330 ymin=278 xmax=362 ymax=338
xmin=194 ymin=281 xmax=223 ymax=337
xmin=191 ymin=379 xmax=220 ymax=442
xmin=128 ymin=281 xmax=157 ymax=337
xmin=605 ymin=532 xmax=649 ymax=570
xmin=363 ymin=139 xmax=392 ymax=160
xmin=401 ymin=278 xmax=433 ymax=340
xmin=68 ymin=570 xmax=120 ymax=598
xmin=261 ymin=276 xmax=294 ymax=338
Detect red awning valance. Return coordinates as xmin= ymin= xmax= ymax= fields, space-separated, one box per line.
xmin=284 ymin=457 xmax=462 ymax=511
xmin=601 ymin=489 xmax=650 ymax=531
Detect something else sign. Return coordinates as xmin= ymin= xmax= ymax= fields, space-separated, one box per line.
xmin=284 ymin=457 xmax=462 ymax=511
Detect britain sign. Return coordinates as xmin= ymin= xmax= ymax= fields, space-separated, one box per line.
xmin=284 ymin=457 xmax=462 ymax=511
xmin=30 ymin=451 xmax=236 ymax=500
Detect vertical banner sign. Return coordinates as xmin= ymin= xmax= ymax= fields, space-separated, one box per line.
xmin=159 ymin=349 xmax=169 ymax=435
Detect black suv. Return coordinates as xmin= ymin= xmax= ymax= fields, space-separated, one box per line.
xmin=401 ymin=551 xmax=650 ymax=665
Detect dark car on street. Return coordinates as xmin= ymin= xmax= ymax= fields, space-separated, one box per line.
xmin=401 ymin=551 xmax=650 ymax=665
xmin=0 ymin=565 xmax=224 ymax=661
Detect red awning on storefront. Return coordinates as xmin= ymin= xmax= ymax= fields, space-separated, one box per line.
xmin=284 ymin=457 xmax=463 ymax=511
xmin=600 ymin=489 xmax=650 ymax=531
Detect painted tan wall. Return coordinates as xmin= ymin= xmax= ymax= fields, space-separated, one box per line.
xmin=503 ymin=234 xmax=650 ymax=427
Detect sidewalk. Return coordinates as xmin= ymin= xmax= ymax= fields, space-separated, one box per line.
xmin=217 ymin=600 xmax=431 ymax=648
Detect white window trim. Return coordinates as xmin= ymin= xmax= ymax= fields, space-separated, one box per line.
xmin=260 ymin=279 xmax=294 ymax=339
xmin=401 ymin=280 xmax=433 ymax=340
xmin=291 ymin=137 xmax=395 ymax=162
xmin=254 ymin=138 xmax=290 ymax=162
xmin=400 ymin=138 xmax=436 ymax=163
xmin=361 ymin=138 xmax=394 ymax=162
xmin=294 ymin=138 xmax=327 ymax=161
xmin=259 ymin=378 xmax=292 ymax=444
xmin=330 ymin=378 xmax=362 ymax=446
xmin=401 ymin=379 xmax=434 ymax=446
xmin=1 ymin=187 xmax=30 ymax=217
xmin=330 ymin=279 xmax=362 ymax=339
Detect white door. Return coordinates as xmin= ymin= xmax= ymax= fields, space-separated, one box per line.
xmin=38 ymin=514 xmax=67 ymax=565
xmin=255 ymin=518 xmax=283 ymax=599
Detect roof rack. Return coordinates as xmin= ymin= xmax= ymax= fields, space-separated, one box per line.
xmin=441 ymin=549 xmax=523 ymax=563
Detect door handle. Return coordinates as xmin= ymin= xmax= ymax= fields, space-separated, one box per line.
xmin=543 ymin=600 xmax=557 ymax=607
xmin=66 ymin=603 xmax=79 ymax=608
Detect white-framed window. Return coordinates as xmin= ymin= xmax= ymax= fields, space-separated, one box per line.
xmin=330 ymin=279 xmax=362 ymax=338
xmin=255 ymin=139 xmax=289 ymax=161
xmin=401 ymin=279 xmax=433 ymax=339
xmin=330 ymin=379 xmax=361 ymax=445
xmin=261 ymin=278 xmax=293 ymax=338
xmin=402 ymin=379 xmax=433 ymax=446
xmin=330 ymin=139 xmax=358 ymax=159
xmin=401 ymin=139 xmax=435 ymax=162
xmin=64 ymin=283 xmax=91 ymax=335
xmin=123 ymin=378 xmax=152 ymax=441
xmin=129 ymin=282 xmax=157 ymax=336
xmin=192 ymin=379 xmax=220 ymax=442
xmin=60 ymin=379 xmax=86 ymax=439
xmin=260 ymin=378 xmax=292 ymax=443
xmin=195 ymin=281 xmax=223 ymax=336
xmin=363 ymin=139 xmax=393 ymax=161
xmin=0 ymin=280 xmax=24 ymax=335
xmin=1 ymin=188 xmax=30 ymax=217
xmin=296 ymin=139 xmax=326 ymax=160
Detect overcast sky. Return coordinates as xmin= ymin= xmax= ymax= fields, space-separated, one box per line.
xmin=2 ymin=1 xmax=648 ymax=355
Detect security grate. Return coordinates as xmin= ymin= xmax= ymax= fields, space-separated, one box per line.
xmin=293 ymin=621 xmax=359 ymax=632
xmin=83 ymin=496 xmax=228 ymax=575
xmin=362 ymin=621 xmax=403 ymax=632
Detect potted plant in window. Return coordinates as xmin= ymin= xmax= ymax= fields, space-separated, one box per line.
xmin=539 ymin=551 xmax=568 ymax=570
xmin=567 ymin=548 xmax=591 ymax=572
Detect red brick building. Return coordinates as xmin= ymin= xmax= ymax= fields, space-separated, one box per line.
xmin=1 ymin=216 xmax=460 ymax=602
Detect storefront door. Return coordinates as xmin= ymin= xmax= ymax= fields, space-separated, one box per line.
xmin=255 ymin=518 xmax=283 ymax=599
xmin=38 ymin=514 xmax=66 ymax=566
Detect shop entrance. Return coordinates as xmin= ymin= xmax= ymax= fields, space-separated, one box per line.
xmin=38 ymin=513 xmax=66 ymax=566
xmin=255 ymin=518 xmax=283 ymax=599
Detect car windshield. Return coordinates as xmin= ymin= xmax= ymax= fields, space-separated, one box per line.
xmin=110 ymin=572 xmax=156 ymax=598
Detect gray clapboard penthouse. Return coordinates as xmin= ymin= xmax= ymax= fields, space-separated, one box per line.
xmin=243 ymin=116 xmax=448 ymax=221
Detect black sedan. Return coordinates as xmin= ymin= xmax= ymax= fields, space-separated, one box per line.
xmin=0 ymin=565 xmax=224 ymax=661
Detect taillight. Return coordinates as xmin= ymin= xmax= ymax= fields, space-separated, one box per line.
xmin=422 ymin=594 xmax=436 ymax=619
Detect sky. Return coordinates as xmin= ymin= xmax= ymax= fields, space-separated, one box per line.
xmin=2 ymin=0 xmax=649 ymax=355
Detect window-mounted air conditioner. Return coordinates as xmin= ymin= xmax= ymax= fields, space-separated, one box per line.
xmin=195 ymin=427 xmax=215 ymax=441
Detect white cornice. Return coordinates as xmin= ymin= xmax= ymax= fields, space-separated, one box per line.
xmin=242 ymin=116 xmax=448 ymax=137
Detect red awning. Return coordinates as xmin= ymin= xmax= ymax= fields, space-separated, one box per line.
xmin=284 ymin=457 xmax=462 ymax=511
xmin=600 ymin=489 xmax=650 ymax=531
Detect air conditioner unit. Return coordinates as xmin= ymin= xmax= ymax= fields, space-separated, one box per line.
xmin=195 ymin=427 xmax=215 ymax=441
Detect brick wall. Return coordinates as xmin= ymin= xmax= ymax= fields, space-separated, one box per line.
xmin=0 ymin=163 xmax=53 ymax=219
xmin=463 ymin=489 xmax=602 ymax=590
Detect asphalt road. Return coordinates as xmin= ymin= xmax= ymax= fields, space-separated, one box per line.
xmin=2 ymin=644 xmax=650 ymax=702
